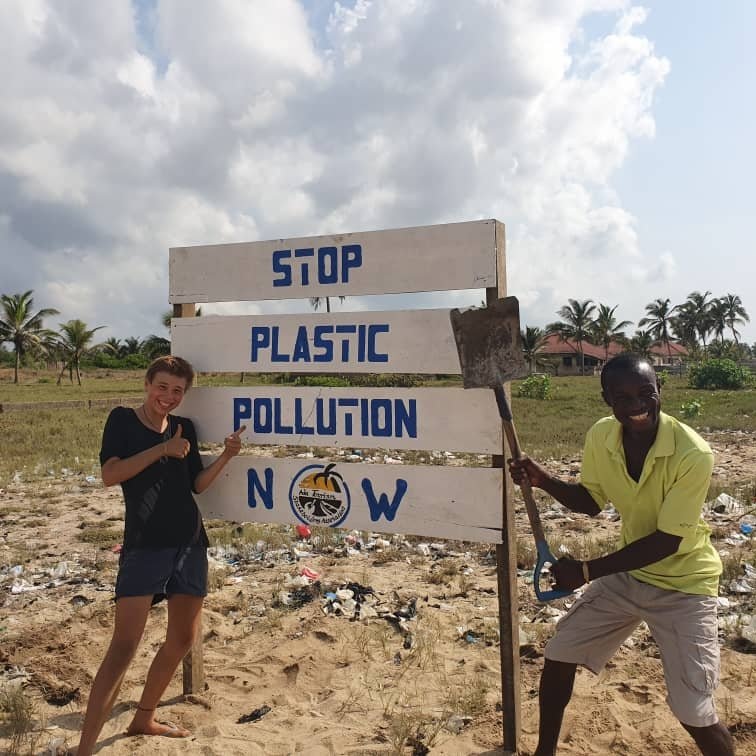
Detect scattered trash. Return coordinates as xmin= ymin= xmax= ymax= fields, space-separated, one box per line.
xmin=295 ymin=524 xmax=312 ymax=539
xmin=445 ymin=713 xmax=473 ymax=734
xmin=710 ymin=492 xmax=742 ymax=515
xmin=50 ymin=562 xmax=68 ymax=579
xmin=741 ymin=616 xmax=756 ymax=646
xmin=277 ymin=582 xmax=320 ymax=609
xmin=292 ymin=546 xmax=315 ymax=559
xmin=728 ymin=562 xmax=756 ymax=590
xmin=11 ymin=580 xmax=45 ymax=594
xmin=47 ymin=737 xmax=67 ymax=755
xmin=299 ymin=566 xmax=320 ymax=581
xmin=237 ymin=705 xmax=272 ymax=723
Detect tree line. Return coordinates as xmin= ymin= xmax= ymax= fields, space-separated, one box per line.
xmin=1 ymin=288 xmax=751 ymax=385
xmin=522 ymin=292 xmax=750 ymax=374
xmin=0 ymin=290 xmax=171 ymax=385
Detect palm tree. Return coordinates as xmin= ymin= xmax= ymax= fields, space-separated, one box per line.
xmin=684 ymin=290 xmax=714 ymax=350
xmin=103 ymin=337 xmax=123 ymax=356
xmin=629 ymin=330 xmax=654 ymax=360
xmin=142 ymin=334 xmax=171 ymax=360
xmin=309 ymin=296 xmax=345 ymax=313
xmin=521 ymin=326 xmax=549 ymax=373
xmin=590 ymin=304 xmax=632 ymax=361
xmin=0 ymin=290 xmax=59 ymax=383
xmin=547 ymin=298 xmax=596 ymax=375
xmin=720 ymin=293 xmax=750 ymax=344
xmin=708 ymin=339 xmax=739 ymax=360
xmin=638 ymin=298 xmax=676 ymax=360
xmin=55 ymin=319 xmax=106 ymax=385
xmin=670 ymin=302 xmax=699 ymax=350
xmin=708 ymin=298 xmax=729 ymax=345
xmin=122 ymin=337 xmax=143 ymax=356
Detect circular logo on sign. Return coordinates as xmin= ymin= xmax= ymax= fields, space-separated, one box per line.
xmin=289 ymin=463 xmax=350 ymax=527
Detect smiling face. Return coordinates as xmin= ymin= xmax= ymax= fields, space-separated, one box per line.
xmin=601 ymin=361 xmax=661 ymax=437
xmin=144 ymin=371 xmax=189 ymax=418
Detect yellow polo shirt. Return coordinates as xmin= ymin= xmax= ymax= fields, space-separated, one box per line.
xmin=580 ymin=412 xmax=721 ymax=596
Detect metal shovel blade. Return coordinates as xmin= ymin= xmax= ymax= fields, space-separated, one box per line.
xmin=449 ymin=296 xmax=529 ymax=388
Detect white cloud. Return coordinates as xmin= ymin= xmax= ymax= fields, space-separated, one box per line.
xmin=0 ymin=0 xmax=678 ymax=341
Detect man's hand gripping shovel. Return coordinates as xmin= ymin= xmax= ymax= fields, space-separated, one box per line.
xmin=449 ymin=297 xmax=571 ymax=602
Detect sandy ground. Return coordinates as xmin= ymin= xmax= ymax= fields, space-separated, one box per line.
xmin=1 ymin=432 xmax=755 ymax=755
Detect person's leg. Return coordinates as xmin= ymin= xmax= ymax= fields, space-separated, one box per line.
xmin=681 ymin=722 xmax=735 ymax=756
xmin=534 ymin=574 xmax=642 ymax=755
xmin=77 ymin=596 xmax=153 ymax=756
xmin=643 ymin=585 xmax=733 ymax=755
xmin=126 ymin=593 xmax=204 ymax=737
xmin=534 ymin=659 xmax=577 ymax=756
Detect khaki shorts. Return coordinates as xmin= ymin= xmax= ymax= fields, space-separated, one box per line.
xmin=546 ymin=572 xmax=720 ymax=727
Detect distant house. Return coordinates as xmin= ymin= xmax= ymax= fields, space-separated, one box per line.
xmin=539 ymin=336 xmax=688 ymax=376
xmin=647 ymin=342 xmax=688 ymax=368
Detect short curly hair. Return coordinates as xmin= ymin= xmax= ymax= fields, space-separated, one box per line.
xmin=600 ymin=352 xmax=655 ymax=392
xmin=145 ymin=355 xmax=194 ymax=389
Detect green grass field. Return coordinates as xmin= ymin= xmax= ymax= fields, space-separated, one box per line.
xmin=0 ymin=369 xmax=753 ymax=486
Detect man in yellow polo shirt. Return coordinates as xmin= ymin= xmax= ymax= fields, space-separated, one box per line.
xmin=509 ymin=353 xmax=733 ymax=756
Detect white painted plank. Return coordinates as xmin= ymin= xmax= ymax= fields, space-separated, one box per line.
xmin=171 ymin=309 xmax=461 ymax=374
xmin=196 ymin=456 xmax=503 ymax=543
xmin=179 ymin=386 xmax=501 ymax=453
xmin=169 ymin=219 xmax=498 ymax=303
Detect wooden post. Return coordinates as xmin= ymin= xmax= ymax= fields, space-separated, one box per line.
xmin=172 ymin=301 xmax=205 ymax=695
xmin=488 ymin=221 xmax=521 ymax=754
xmin=182 ymin=613 xmax=204 ymax=695
xmin=173 ymin=303 xmax=196 ymax=319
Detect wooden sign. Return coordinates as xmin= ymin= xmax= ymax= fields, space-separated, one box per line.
xmin=179 ymin=386 xmax=501 ymax=454
xmin=169 ymin=219 xmax=500 ymax=303
xmin=196 ymin=455 xmax=503 ymax=543
xmin=171 ymin=309 xmax=462 ymax=374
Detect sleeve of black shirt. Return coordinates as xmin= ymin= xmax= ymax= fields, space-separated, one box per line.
xmin=99 ymin=407 xmax=128 ymax=466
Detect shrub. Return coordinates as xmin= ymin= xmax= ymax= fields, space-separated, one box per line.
xmin=293 ymin=375 xmax=351 ymax=387
xmin=680 ymin=399 xmax=703 ymax=419
xmin=88 ymin=353 xmax=149 ymax=370
xmin=688 ymin=359 xmax=752 ymax=390
xmin=291 ymin=373 xmax=423 ymax=388
xmin=517 ymin=374 xmax=552 ymax=400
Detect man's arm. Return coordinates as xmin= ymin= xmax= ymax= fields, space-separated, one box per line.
xmin=554 ymin=530 xmax=682 ymax=591
xmin=508 ymin=456 xmax=601 ymax=516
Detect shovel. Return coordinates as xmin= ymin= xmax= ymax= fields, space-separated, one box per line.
xmin=449 ymin=296 xmax=571 ymax=602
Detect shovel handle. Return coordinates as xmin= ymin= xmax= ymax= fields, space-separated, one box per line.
xmin=494 ymin=387 xmax=546 ymax=543
xmin=493 ymin=387 xmax=573 ymax=603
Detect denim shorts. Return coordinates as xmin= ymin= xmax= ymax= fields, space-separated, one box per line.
xmin=115 ymin=545 xmax=208 ymax=604
xmin=545 ymin=572 xmax=720 ymax=727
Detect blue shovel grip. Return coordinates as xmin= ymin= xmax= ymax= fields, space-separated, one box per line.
xmin=534 ymin=540 xmax=573 ymax=602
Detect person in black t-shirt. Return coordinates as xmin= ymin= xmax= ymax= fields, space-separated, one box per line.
xmin=78 ymin=356 xmax=245 ymax=754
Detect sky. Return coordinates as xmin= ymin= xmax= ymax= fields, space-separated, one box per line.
xmin=1 ymin=0 xmax=754 ymax=345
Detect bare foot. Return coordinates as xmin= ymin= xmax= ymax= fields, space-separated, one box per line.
xmin=126 ymin=719 xmax=190 ymax=738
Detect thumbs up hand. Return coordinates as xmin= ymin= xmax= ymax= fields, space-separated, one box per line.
xmin=222 ymin=425 xmax=246 ymax=459
xmin=165 ymin=423 xmax=190 ymax=459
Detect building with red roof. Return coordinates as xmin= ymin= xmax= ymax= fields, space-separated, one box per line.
xmin=537 ymin=335 xmax=688 ymax=376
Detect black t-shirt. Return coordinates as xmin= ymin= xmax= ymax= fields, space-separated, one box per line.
xmin=99 ymin=406 xmax=209 ymax=549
